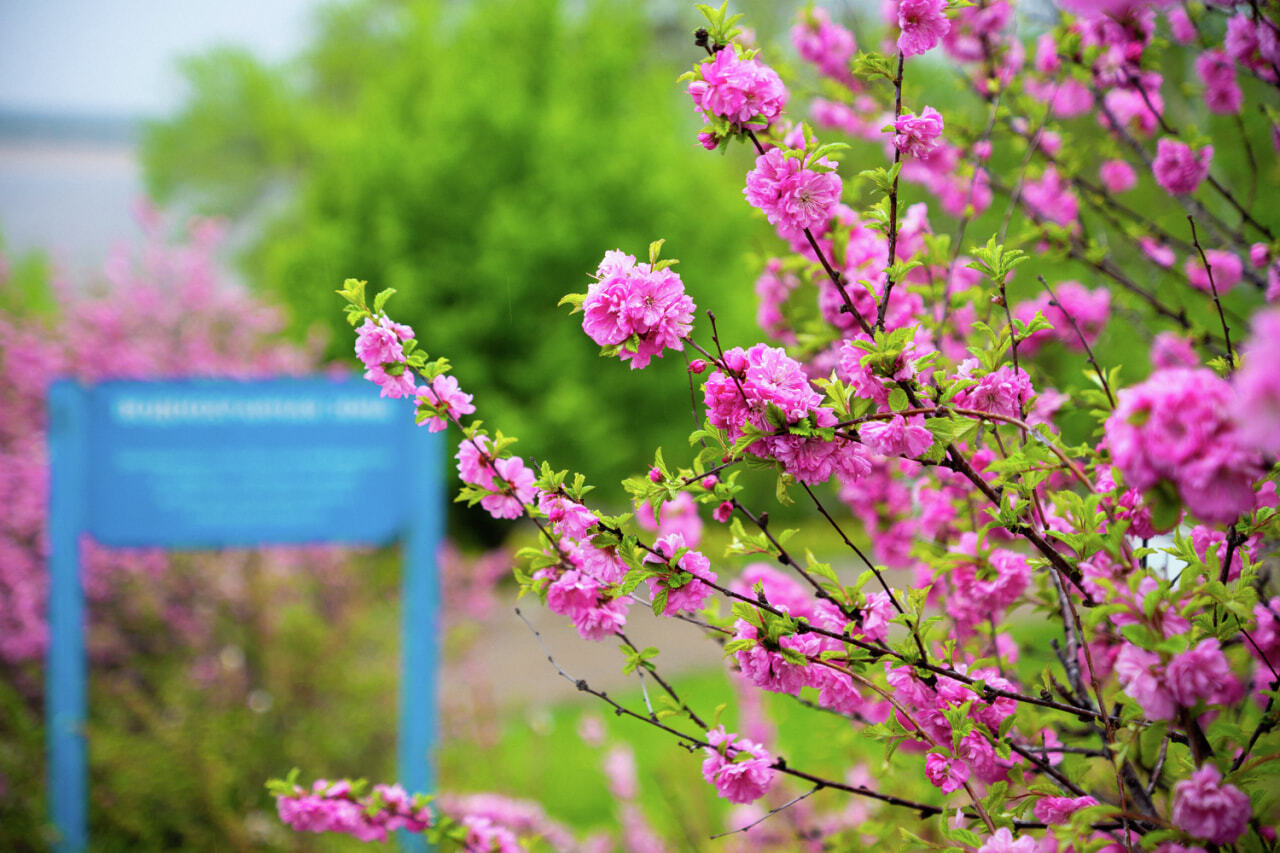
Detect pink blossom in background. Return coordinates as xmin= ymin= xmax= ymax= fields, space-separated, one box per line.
xmin=897 ymin=0 xmax=951 ymax=56
xmin=1167 ymin=7 xmax=1196 ymax=43
xmin=1234 ymin=309 xmax=1280 ymax=454
xmin=1140 ymin=237 xmax=1177 ymax=268
xmin=0 ymin=207 xmax=340 ymax=669
xmin=1195 ymin=50 xmax=1243 ymax=114
xmin=1099 ymin=159 xmax=1136 ymax=193
xmin=1012 ymin=281 xmax=1110 ymax=353
xmin=1185 ymin=250 xmax=1243 ymax=293
xmin=893 ymin=106 xmax=945 ymax=157
xmin=1021 ymin=166 xmax=1079 ymax=227
xmin=792 ymin=8 xmax=857 ymax=84
xmin=1150 ymin=332 xmax=1199 ymax=369
xmin=976 ymin=827 xmax=1038 ymax=853
xmin=1033 ymin=796 xmax=1099 ymax=824
xmin=1152 ymin=138 xmax=1213 ymax=195
xmin=1105 ymin=367 xmax=1263 ymax=523
xmin=1172 ymin=764 xmax=1252 ymax=844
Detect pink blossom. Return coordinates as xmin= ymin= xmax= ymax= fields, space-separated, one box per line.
xmin=415 ymin=374 xmax=475 ymax=432
xmin=1196 ymin=50 xmax=1243 ymax=114
xmin=977 ymin=827 xmax=1038 ymax=853
xmin=1153 ymin=138 xmax=1213 ymax=195
xmin=894 ymin=107 xmax=945 ymax=157
xmin=953 ymin=362 xmax=1034 ymax=419
xmin=479 ymin=455 xmax=537 ymax=520
xmin=1115 ymin=642 xmax=1176 ymax=720
xmin=792 ymin=8 xmax=857 ymax=83
xmin=1167 ymin=638 xmax=1233 ymax=707
xmin=744 ymin=147 xmax=843 ymax=235
xmin=1099 ymin=159 xmax=1136 ymax=193
xmin=354 ymin=316 xmax=406 ymax=367
xmin=898 ymin=0 xmax=951 ymax=57
xmin=925 ymin=752 xmax=970 ymax=793
xmin=1034 ymin=795 xmax=1099 ymax=824
xmin=860 ymin=414 xmax=933 ymax=458
xmin=363 ymin=363 xmax=417 ymax=399
xmin=1022 ymin=165 xmax=1079 ymax=227
xmin=1167 ymin=7 xmax=1196 ymax=43
xmin=643 ymin=533 xmax=717 ymax=614
xmin=1234 ymin=308 xmax=1280 ymax=454
xmin=1105 ymin=368 xmax=1263 ymax=524
xmin=538 ymin=492 xmax=598 ymax=540
xmin=581 ymin=250 xmax=695 ymax=370
xmin=457 ymin=434 xmax=496 ymax=489
xmin=688 ymin=45 xmax=787 ymax=130
xmin=701 ymin=726 xmax=776 ymax=804
xmin=732 ymin=620 xmax=817 ymax=695
xmin=1172 ymin=764 xmax=1252 ymax=844
xmin=1185 ymin=250 xmax=1243 ymax=293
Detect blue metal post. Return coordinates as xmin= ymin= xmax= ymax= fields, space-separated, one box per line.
xmin=47 ymin=381 xmax=89 ymax=852
xmin=397 ymin=428 xmax=442 ymax=851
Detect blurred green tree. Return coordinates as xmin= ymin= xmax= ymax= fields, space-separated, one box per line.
xmin=143 ymin=0 xmax=765 ymax=541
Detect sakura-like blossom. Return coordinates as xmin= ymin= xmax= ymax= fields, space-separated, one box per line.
xmin=701 ymin=726 xmax=777 ymax=804
xmin=1153 ymin=138 xmax=1213 ymax=195
xmin=1172 ymin=764 xmax=1252 ymax=844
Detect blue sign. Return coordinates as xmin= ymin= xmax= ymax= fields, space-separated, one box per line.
xmin=47 ymin=378 xmax=443 ymax=851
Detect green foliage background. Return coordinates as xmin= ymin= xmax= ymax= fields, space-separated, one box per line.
xmin=143 ymin=0 xmax=771 ymax=540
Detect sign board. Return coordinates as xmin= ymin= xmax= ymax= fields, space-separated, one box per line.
xmin=47 ymin=378 xmax=442 ymax=851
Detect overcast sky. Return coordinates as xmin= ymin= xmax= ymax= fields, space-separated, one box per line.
xmin=0 ymin=0 xmax=323 ymax=117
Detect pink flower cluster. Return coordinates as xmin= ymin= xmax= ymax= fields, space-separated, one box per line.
xmin=276 ymin=780 xmax=432 ymax=842
xmin=887 ymin=664 xmax=1018 ymax=788
xmin=687 ymin=44 xmax=787 ymax=131
xmin=1115 ymin=638 xmax=1238 ymax=720
xmin=701 ymin=726 xmax=777 ymax=804
xmin=953 ymin=361 xmax=1034 ymax=419
xmin=642 ymin=532 xmax=717 ymax=614
xmin=1185 ymin=250 xmax=1243 ymax=294
xmin=1172 ymin=764 xmax=1252 ymax=844
xmin=1012 ymin=282 xmax=1110 ymax=354
xmin=1195 ymin=50 xmax=1242 ymax=115
xmin=704 ymin=343 xmax=871 ymax=485
xmin=581 ymin=250 xmax=695 ymax=370
xmin=1105 ymin=367 xmax=1263 ymax=523
xmin=744 ymin=147 xmax=843 ymax=237
xmin=893 ymin=107 xmax=945 ymax=158
xmin=1234 ymin=309 xmax=1280 ymax=455
xmin=355 ymin=315 xmax=418 ymax=398
xmin=944 ymin=533 xmax=1030 ymax=636
xmin=792 ymin=8 xmax=857 ymax=83
xmin=0 ymin=208 xmax=326 ymax=667
xmin=456 ymin=434 xmax=538 ymax=520
xmin=1152 ymin=139 xmax=1213 ymax=196
xmin=897 ymin=0 xmax=951 ymax=57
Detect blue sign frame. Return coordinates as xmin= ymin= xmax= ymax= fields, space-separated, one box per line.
xmin=46 ymin=377 xmax=443 ymax=851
